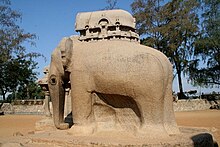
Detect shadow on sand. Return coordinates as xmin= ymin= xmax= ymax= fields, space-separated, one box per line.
xmin=64 ymin=112 xmax=74 ymax=128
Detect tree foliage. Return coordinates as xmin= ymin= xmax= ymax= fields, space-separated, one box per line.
xmin=0 ymin=0 xmax=42 ymax=100
xmin=104 ymin=0 xmax=118 ymax=10
xmin=131 ymin=0 xmax=200 ymax=98
xmin=7 ymin=82 xmax=44 ymax=101
xmin=188 ymin=0 xmax=220 ymax=86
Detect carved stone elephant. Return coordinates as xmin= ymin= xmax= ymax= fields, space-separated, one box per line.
xmin=48 ymin=36 xmax=179 ymax=137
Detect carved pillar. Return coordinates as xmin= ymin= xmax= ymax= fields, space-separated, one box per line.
xmin=44 ymin=91 xmax=51 ymax=117
xmin=64 ymin=88 xmax=71 ymax=117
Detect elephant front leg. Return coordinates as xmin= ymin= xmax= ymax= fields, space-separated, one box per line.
xmin=48 ymin=70 xmax=69 ymax=130
xmin=68 ymin=89 xmax=96 ymax=135
xmin=68 ymin=73 xmax=95 ymax=135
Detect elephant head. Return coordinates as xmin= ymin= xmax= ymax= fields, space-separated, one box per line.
xmin=48 ymin=37 xmax=73 ymax=129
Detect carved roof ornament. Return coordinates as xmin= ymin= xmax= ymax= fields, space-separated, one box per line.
xmin=75 ymin=9 xmax=139 ymax=42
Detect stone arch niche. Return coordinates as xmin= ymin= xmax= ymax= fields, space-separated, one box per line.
xmin=98 ymin=18 xmax=109 ymax=38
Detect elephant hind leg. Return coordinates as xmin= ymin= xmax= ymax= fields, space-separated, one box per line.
xmin=135 ymin=96 xmax=168 ymax=134
xmin=163 ymin=74 xmax=180 ymax=135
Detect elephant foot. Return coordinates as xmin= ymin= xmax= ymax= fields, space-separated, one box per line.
xmin=164 ymin=123 xmax=180 ymax=135
xmin=45 ymin=112 xmax=52 ymax=117
xmin=55 ymin=123 xmax=69 ymax=130
xmin=68 ymin=124 xmax=96 ymax=136
xmin=136 ymin=125 xmax=170 ymax=139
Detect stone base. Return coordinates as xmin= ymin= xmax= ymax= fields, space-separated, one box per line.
xmin=29 ymin=129 xmax=216 ymax=147
xmin=0 ymin=125 xmax=218 ymax=147
xmin=0 ymin=118 xmax=218 ymax=146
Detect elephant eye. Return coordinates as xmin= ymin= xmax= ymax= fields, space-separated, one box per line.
xmin=49 ymin=75 xmax=57 ymax=85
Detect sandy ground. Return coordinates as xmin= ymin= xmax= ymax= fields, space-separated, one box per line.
xmin=0 ymin=115 xmax=44 ymax=138
xmin=175 ymin=110 xmax=220 ymax=144
xmin=0 ymin=110 xmax=219 ymax=144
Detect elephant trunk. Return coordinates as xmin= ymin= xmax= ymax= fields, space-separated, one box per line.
xmin=48 ymin=47 xmax=69 ymax=130
xmin=48 ymin=74 xmax=69 ymax=130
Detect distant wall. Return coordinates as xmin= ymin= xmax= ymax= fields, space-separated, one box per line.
xmin=1 ymin=99 xmax=219 ymax=114
xmin=12 ymin=100 xmax=44 ymax=105
xmin=1 ymin=103 xmax=44 ymax=115
xmin=173 ymin=99 xmax=219 ymax=112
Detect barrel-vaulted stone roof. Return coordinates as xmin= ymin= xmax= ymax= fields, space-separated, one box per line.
xmin=75 ymin=9 xmax=136 ymax=31
xmin=75 ymin=9 xmax=139 ymax=42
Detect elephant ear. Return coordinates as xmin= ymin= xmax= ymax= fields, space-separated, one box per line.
xmin=65 ymin=36 xmax=81 ymax=72
xmin=65 ymin=38 xmax=73 ymax=70
xmin=49 ymin=37 xmax=73 ymax=78
xmin=57 ymin=37 xmax=73 ymax=70
xmin=50 ymin=46 xmax=64 ymax=77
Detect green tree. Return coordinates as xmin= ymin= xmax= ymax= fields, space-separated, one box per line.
xmin=0 ymin=0 xmax=41 ymax=100
xmin=131 ymin=0 xmax=200 ymax=98
xmin=12 ymin=82 xmax=44 ymax=100
xmin=188 ymin=0 xmax=220 ymax=86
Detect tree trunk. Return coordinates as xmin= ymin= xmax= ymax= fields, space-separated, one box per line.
xmin=1 ymin=88 xmax=6 ymax=101
xmin=2 ymin=93 xmax=6 ymax=101
xmin=173 ymin=57 xmax=186 ymax=100
xmin=176 ymin=68 xmax=186 ymax=99
xmin=26 ymin=84 xmax=30 ymax=99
